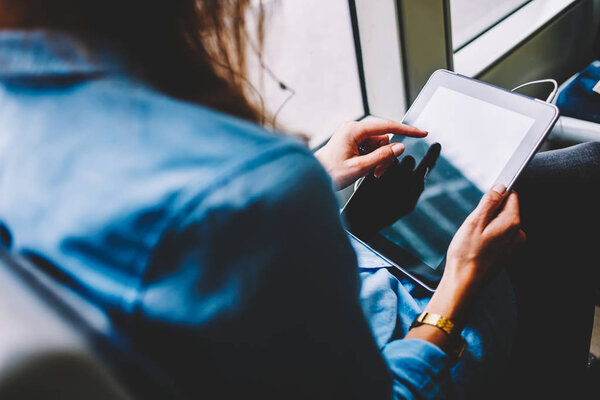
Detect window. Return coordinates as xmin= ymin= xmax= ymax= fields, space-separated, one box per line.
xmin=452 ymin=0 xmax=580 ymax=78
xmin=248 ymin=0 xmax=365 ymax=148
xmin=450 ymin=0 xmax=531 ymax=51
xmin=380 ymin=0 xmax=594 ymax=105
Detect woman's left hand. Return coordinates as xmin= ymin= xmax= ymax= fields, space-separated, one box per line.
xmin=315 ymin=119 xmax=428 ymax=190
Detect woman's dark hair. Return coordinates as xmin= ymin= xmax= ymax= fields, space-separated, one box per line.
xmin=8 ymin=0 xmax=266 ymax=123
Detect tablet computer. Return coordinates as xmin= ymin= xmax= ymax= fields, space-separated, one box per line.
xmin=342 ymin=69 xmax=559 ymax=292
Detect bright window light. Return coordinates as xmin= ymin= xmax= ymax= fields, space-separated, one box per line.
xmin=453 ymin=0 xmax=577 ymax=77
xmin=248 ymin=0 xmax=364 ymax=147
xmin=450 ymin=0 xmax=531 ymax=51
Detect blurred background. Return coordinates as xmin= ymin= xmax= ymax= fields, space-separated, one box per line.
xmin=249 ymin=0 xmax=600 ymax=147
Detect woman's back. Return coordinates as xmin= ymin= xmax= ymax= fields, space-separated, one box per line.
xmin=0 ymin=30 xmax=392 ymax=398
xmin=0 ymin=30 xmax=301 ymax=307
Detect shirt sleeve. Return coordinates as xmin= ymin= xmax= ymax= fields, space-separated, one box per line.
xmin=383 ymin=339 xmax=453 ymax=399
xmin=359 ymin=264 xmax=455 ymax=399
xmin=132 ymin=146 xmax=451 ymax=399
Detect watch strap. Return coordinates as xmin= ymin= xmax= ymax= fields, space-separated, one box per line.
xmin=410 ymin=312 xmax=466 ymax=364
xmin=411 ymin=312 xmax=457 ymax=336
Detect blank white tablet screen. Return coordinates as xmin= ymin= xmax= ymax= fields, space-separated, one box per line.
xmin=413 ymin=86 xmax=535 ymax=190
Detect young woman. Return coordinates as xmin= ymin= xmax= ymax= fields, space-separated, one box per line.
xmin=0 ymin=1 xmax=597 ymax=398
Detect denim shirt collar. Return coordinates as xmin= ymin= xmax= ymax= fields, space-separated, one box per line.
xmin=0 ymin=29 xmax=120 ymax=84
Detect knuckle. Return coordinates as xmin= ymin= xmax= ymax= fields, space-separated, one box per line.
xmin=509 ymin=220 xmax=521 ymax=232
xmin=513 ymin=214 xmax=521 ymax=227
xmin=484 ymin=191 xmax=502 ymax=203
xmin=346 ymin=157 xmax=361 ymax=172
xmin=384 ymin=119 xmax=397 ymax=129
xmin=467 ymin=204 xmax=483 ymax=219
xmin=508 ymin=208 xmax=521 ymax=226
xmin=340 ymin=121 xmax=358 ymax=133
xmin=347 ymin=158 xmax=365 ymax=176
xmin=477 ymin=198 xmax=495 ymax=213
xmin=382 ymin=145 xmax=395 ymax=159
xmin=502 ymin=215 xmax=519 ymax=231
xmin=463 ymin=215 xmax=479 ymax=230
xmin=466 ymin=219 xmax=479 ymax=230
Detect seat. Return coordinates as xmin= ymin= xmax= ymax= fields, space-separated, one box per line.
xmin=0 ymin=246 xmax=177 ymax=399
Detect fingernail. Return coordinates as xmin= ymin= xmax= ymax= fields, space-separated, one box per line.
xmin=392 ymin=143 xmax=404 ymax=155
xmin=492 ymin=184 xmax=506 ymax=194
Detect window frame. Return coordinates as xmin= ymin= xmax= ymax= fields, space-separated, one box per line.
xmin=451 ymin=0 xmax=534 ymax=52
xmin=350 ymin=0 xmax=409 ymax=122
xmin=453 ymin=0 xmax=581 ymax=77
xmin=350 ymin=0 xmax=600 ymax=114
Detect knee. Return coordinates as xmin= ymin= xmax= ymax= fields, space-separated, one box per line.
xmin=578 ymin=141 xmax=600 ymax=172
xmin=573 ymin=142 xmax=600 ymax=204
xmin=578 ymin=141 xmax=600 ymax=157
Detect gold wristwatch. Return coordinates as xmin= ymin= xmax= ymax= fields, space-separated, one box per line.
xmin=410 ymin=312 xmax=466 ymax=364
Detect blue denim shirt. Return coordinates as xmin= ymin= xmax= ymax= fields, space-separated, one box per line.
xmin=0 ymin=30 xmax=517 ymax=399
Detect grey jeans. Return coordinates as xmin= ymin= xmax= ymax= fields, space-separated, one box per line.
xmin=505 ymin=141 xmax=600 ymax=398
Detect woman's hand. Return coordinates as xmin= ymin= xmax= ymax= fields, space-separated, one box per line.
xmin=444 ymin=185 xmax=526 ymax=294
xmin=427 ymin=185 xmax=527 ymax=321
xmin=315 ymin=120 xmax=427 ymax=190
xmin=406 ymin=185 xmax=526 ymax=354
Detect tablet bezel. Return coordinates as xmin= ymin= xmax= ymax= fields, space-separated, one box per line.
xmin=343 ymin=69 xmax=559 ymax=292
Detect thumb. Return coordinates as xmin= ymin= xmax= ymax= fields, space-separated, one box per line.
xmin=471 ymin=184 xmax=507 ymax=226
xmin=355 ymin=143 xmax=404 ymax=174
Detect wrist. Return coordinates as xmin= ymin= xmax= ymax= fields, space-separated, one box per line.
xmin=426 ymin=270 xmax=477 ymax=322
xmin=407 ymin=312 xmax=467 ymax=364
xmin=443 ymin=259 xmax=483 ymax=292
